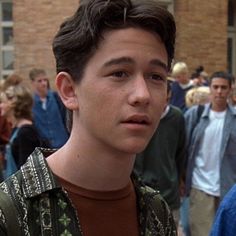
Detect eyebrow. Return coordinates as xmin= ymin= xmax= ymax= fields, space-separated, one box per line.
xmin=102 ymin=57 xmax=168 ymax=72
xmin=149 ymin=59 xmax=168 ymax=72
xmin=103 ymin=57 xmax=134 ymax=68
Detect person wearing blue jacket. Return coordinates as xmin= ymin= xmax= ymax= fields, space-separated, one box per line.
xmin=29 ymin=68 xmax=69 ymax=148
xmin=210 ymin=184 xmax=236 ymax=236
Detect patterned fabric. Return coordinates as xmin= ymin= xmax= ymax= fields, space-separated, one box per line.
xmin=0 ymin=148 xmax=176 ymax=236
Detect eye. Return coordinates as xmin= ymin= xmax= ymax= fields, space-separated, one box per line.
xmin=110 ymin=71 xmax=129 ymax=79
xmin=148 ymin=73 xmax=166 ymax=82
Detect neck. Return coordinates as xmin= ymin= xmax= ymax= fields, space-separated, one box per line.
xmin=47 ymin=136 xmax=136 ymax=191
xmin=211 ymin=103 xmax=227 ymax=112
xmin=35 ymin=90 xmax=47 ymax=99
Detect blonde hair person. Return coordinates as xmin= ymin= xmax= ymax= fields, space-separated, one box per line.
xmin=172 ymin=62 xmax=189 ymax=78
xmin=0 ymin=83 xmax=42 ymax=178
xmin=170 ymin=62 xmax=194 ymax=111
xmin=185 ymin=86 xmax=210 ymax=108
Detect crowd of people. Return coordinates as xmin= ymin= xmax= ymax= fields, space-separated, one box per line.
xmin=0 ymin=69 xmax=69 ymax=180
xmin=167 ymin=63 xmax=236 ymax=236
xmin=0 ymin=0 xmax=235 ymax=235
xmin=135 ymin=59 xmax=236 ymax=236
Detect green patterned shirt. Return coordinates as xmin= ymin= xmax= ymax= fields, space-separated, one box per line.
xmin=0 ymin=148 xmax=177 ymax=236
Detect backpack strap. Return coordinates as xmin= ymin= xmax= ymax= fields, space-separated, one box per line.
xmin=191 ymin=104 xmax=205 ymax=136
xmin=0 ymin=190 xmax=21 ymax=236
xmin=196 ymin=104 xmax=204 ymax=124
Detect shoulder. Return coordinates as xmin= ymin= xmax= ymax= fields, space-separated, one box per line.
xmin=0 ymin=170 xmax=24 ymax=233
xmin=0 ymin=150 xmax=59 ymax=231
xmin=184 ymin=105 xmax=199 ymax=119
xmin=18 ymin=125 xmax=37 ymax=134
xmin=171 ymin=82 xmax=182 ymax=92
xmin=219 ymin=184 xmax=236 ymax=211
xmin=169 ymin=105 xmax=184 ymax=118
xmin=133 ymin=175 xmax=177 ymax=235
xmin=16 ymin=125 xmax=39 ymax=142
xmin=227 ymin=105 xmax=236 ymax=117
xmin=142 ymin=186 xmax=177 ymax=235
xmin=210 ymin=185 xmax=236 ymax=236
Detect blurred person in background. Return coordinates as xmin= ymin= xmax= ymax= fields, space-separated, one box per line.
xmin=180 ymin=84 xmax=211 ymax=236
xmin=190 ymin=65 xmax=209 ymax=87
xmin=210 ymin=183 xmax=236 ymax=236
xmin=29 ymin=68 xmax=69 ymax=148
xmin=185 ymin=86 xmax=210 ymax=108
xmin=184 ymin=71 xmax=236 ymax=236
xmin=170 ymin=62 xmax=194 ymax=112
xmin=0 ymin=74 xmax=24 ymax=181
xmin=0 ymin=82 xmax=42 ymax=178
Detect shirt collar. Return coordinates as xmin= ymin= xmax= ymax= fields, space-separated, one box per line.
xmin=21 ymin=148 xmax=61 ymax=198
xmin=21 ymin=148 xmax=158 ymax=207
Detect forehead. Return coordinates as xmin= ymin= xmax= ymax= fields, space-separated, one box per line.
xmin=91 ymin=27 xmax=168 ymax=68
xmin=210 ymin=77 xmax=230 ymax=87
xmin=34 ymin=73 xmax=47 ymax=81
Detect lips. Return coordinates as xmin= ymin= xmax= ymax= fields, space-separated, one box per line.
xmin=122 ymin=114 xmax=151 ymax=125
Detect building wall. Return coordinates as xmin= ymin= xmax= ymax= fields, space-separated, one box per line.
xmin=174 ymin=0 xmax=228 ymax=75
xmin=13 ymin=0 xmax=228 ymax=81
xmin=13 ymin=0 xmax=79 ymax=83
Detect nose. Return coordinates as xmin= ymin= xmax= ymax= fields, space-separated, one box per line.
xmin=216 ymin=87 xmax=222 ymax=94
xmin=42 ymin=79 xmax=48 ymax=85
xmin=128 ymin=76 xmax=151 ymax=107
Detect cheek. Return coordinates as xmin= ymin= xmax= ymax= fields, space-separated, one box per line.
xmin=79 ymin=89 xmax=114 ymax=121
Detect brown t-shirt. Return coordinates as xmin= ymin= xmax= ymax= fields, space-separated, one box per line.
xmin=59 ymin=177 xmax=140 ymax=236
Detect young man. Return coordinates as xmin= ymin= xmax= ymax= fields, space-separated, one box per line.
xmin=0 ymin=0 xmax=176 ymax=235
xmin=29 ymin=68 xmax=69 ymax=148
xmin=184 ymin=71 xmax=236 ymax=236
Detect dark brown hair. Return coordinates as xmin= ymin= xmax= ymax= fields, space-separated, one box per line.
xmin=52 ymin=0 xmax=176 ymax=82
xmin=29 ymin=68 xmax=46 ymax=81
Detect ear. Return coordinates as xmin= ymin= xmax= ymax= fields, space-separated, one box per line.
xmin=55 ymin=72 xmax=79 ymax=110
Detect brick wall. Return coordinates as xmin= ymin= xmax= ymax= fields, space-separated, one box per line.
xmin=13 ymin=0 xmax=228 ymax=81
xmin=174 ymin=0 xmax=228 ymax=76
xmin=13 ymin=0 xmax=79 ymax=84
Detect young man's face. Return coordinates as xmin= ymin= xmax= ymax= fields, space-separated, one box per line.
xmin=31 ymin=73 xmax=49 ymax=97
xmin=75 ymin=28 xmax=168 ymax=154
xmin=210 ymin=77 xmax=231 ymax=111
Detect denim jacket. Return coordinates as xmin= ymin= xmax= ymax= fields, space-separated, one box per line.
xmin=0 ymin=148 xmax=176 ymax=236
xmin=184 ymin=103 xmax=236 ymax=198
xmin=33 ymin=90 xmax=69 ymax=148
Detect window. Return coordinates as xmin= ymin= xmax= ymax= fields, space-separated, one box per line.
xmin=227 ymin=37 xmax=233 ymax=73
xmin=228 ymin=0 xmax=234 ymax=27
xmin=227 ymin=0 xmax=236 ymax=75
xmin=0 ymin=0 xmax=13 ymax=79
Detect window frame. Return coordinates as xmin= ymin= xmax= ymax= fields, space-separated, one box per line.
xmin=227 ymin=0 xmax=236 ymax=75
xmin=0 ymin=0 xmax=13 ymax=79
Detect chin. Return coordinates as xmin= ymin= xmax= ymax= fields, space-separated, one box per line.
xmin=120 ymin=139 xmax=150 ymax=155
